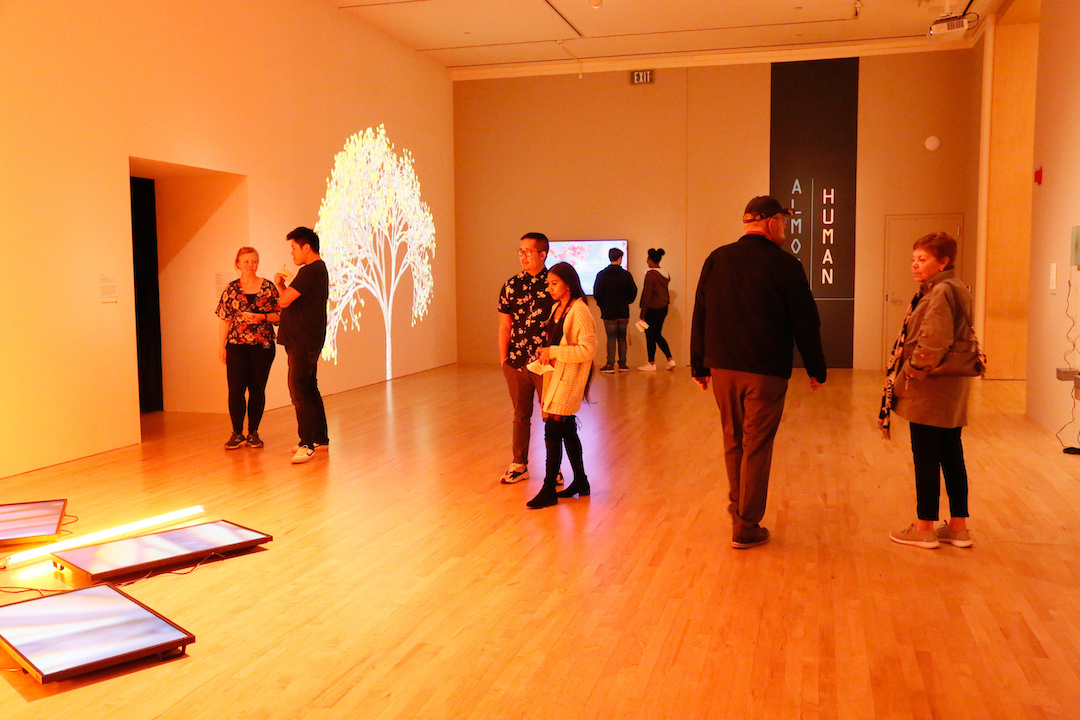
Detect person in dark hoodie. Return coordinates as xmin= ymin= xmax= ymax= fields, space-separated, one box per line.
xmin=637 ymin=247 xmax=675 ymax=371
xmin=592 ymin=247 xmax=637 ymax=373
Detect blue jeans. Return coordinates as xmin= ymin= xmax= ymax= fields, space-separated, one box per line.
xmin=286 ymin=346 xmax=328 ymax=448
xmin=603 ymin=319 xmax=628 ymax=367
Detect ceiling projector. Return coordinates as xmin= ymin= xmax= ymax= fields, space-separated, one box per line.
xmin=929 ymin=15 xmax=969 ymax=37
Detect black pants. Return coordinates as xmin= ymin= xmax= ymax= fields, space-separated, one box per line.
xmin=544 ymin=415 xmax=586 ymax=485
xmin=910 ymin=422 xmax=969 ymax=521
xmin=226 ymin=343 xmax=276 ymax=434
xmin=642 ymin=306 xmax=672 ymax=363
xmin=286 ymin=346 xmax=329 ymax=448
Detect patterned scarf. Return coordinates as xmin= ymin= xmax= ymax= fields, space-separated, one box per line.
xmin=877 ymin=290 xmax=922 ymax=439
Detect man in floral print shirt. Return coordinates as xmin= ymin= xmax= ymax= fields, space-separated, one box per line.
xmin=497 ymin=232 xmax=556 ymax=485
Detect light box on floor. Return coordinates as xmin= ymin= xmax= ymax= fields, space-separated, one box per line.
xmin=50 ymin=519 xmax=272 ymax=585
xmin=0 ymin=584 xmax=194 ymax=683
xmin=0 ymin=499 xmax=67 ymax=547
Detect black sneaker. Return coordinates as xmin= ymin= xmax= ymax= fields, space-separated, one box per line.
xmin=224 ymin=433 xmax=247 ymax=450
xmin=732 ymin=526 xmax=771 ymax=549
xmin=247 ymin=432 xmax=264 ymax=449
xmin=599 ymin=365 xmax=616 ymax=374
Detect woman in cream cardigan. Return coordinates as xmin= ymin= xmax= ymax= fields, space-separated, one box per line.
xmin=528 ymin=262 xmax=597 ymax=509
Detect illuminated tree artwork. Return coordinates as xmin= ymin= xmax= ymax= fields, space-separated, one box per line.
xmin=316 ymin=125 xmax=436 ymax=380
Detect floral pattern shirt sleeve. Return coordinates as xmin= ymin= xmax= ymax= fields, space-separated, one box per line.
xmin=498 ymin=268 xmax=554 ymax=369
xmin=215 ymin=279 xmax=280 ymax=347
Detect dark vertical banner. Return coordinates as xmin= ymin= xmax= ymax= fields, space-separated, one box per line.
xmin=770 ymin=58 xmax=858 ymax=368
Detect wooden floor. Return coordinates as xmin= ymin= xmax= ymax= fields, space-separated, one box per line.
xmin=2 ymin=365 xmax=1080 ymax=719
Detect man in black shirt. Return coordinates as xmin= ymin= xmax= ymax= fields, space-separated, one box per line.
xmin=275 ymin=226 xmax=330 ymax=464
xmin=592 ymin=247 xmax=637 ymax=373
xmin=690 ymin=196 xmax=827 ymax=548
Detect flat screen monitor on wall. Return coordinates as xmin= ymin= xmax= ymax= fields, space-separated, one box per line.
xmin=546 ymin=239 xmax=628 ymax=296
xmin=0 ymin=499 xmax=67 ymax=546
xmin=0 ymin=584 xmax=194 ymax=683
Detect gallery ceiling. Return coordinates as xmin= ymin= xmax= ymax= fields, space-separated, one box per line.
xmin=332 ymin=0 xmax=1020 ymax=79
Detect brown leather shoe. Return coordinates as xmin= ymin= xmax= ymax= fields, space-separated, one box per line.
xmin=732 ymin=526 xmax=770 ymax=549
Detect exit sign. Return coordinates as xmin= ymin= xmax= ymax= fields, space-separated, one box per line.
xmin=630 ymin=70 xmax=654 ymax=85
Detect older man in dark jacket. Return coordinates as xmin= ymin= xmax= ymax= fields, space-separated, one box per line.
xmin=690 ymin=196 xmax=827 ymax=549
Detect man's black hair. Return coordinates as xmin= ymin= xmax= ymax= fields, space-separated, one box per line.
xmin=287 ymin=226 xmax=320 ymax=254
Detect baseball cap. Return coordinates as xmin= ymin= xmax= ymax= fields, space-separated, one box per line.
xmin=743 ymin=196 xmax=794 ymax=221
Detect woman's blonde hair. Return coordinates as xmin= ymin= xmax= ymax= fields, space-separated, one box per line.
xmin=235 ymin=246 xmax=259 ymax=269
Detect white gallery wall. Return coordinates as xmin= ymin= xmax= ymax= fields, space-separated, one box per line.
xmin=0 ymin=0 xmax=456 ymax=478
xmin=454 ymin=50 xmax=982 ymax=373
xmin=1028 ymin=0 xmax=1080 ymax=435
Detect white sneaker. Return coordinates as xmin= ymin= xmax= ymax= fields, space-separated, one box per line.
xmin=291 ymin=445 xmax=315 ymax=464
xmin=638 ymin=363 xmax=656 ymax=372
xmin=666 ymin=358 xmax=677 ymax=370
xmin=499 ymin=464 xmax=529 ymax=484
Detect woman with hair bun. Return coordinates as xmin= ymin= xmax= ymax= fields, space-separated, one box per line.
xmin=527 ymin=262 xmax=596 ymax=509
xmin=638 ymin=247 xmax=675 ymax=371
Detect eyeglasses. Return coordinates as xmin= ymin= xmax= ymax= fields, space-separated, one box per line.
xmin=518 ymin=249 xmax=538 ymax=257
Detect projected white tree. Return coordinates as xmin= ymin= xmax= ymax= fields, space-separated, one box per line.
xmin=316 ymin=125 xmax=436 ymax=380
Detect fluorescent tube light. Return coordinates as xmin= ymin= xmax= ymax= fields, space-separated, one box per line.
xmin=1 ymin=505 xmax=205 ymax=570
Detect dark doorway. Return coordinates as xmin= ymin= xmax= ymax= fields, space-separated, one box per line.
xmin=130 ymin=177 xmax=164 ymax=413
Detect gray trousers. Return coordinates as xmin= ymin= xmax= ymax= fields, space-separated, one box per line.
xmin=603 ymin=318 xmax=629 ymax=367
xmin=710 ymin=369 xmax=789 ymax=537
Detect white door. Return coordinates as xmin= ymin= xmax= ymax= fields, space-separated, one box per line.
xmin=882 ymin=214 xmax=964 ymax=368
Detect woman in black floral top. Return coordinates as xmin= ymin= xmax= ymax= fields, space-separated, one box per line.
xmin=215 ymin=246 xmax=280 ymax=449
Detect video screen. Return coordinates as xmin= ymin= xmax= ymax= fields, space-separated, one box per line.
xmin=546 ymin=239 xmax=628 ymax=296
xmin=51 ymin=520 xmax=272 ymax=584
xmin=0 ymin=499 xmax=67 ymax=546
xmin=0 ymin=584 xmax=193 ymax=683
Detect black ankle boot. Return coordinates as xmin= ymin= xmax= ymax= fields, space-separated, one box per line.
xmin=527 ymin=482 xmax=558 ymax=509
xmin=556 ymin=478 xmax=590 ymax=498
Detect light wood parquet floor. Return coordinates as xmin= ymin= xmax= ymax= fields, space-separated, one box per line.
xmin=2 ymin=365 xmax=1080 ymax=719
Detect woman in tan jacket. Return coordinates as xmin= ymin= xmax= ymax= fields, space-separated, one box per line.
xmin=527 ymin=262 xmax=597 ymax=509
xmin=883 ymin=232 xmax=977 ymax=549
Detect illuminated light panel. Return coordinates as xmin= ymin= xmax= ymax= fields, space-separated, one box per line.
xmin=0 ymin=584 xmax=194 ymax=683
xmin=51 ymin=519 xmax=272 ymax=585
xmin=1 ymin=506 xmax=205 ymax=570
xmin=0 ymin=499 xmax=67 ymax=546
xmin=316 ymin=124 xmax=436 ymax=380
